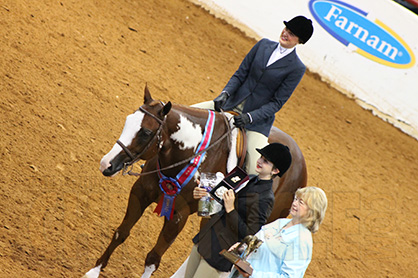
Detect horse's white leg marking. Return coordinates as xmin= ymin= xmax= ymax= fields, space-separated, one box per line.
xmin=225 ymin=113 xmax=238 ymax=173
xmin=82 ymin=264 xmax=102 ymax=278
xmin=141 ymin=264 xmax=156 ymax=278
xmin=99 ymin=111 xmax=144 ymax=173
xmin=114 ymin=231 xmax=119 ymax=240
xmin=170 ymin=115 xmax=202 ymax=151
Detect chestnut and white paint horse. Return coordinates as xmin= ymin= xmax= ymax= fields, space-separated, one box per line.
xmin=83 ymin=86 xmax=307 ymax=277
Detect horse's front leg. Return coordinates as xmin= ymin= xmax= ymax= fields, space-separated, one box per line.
xmin=83 ymin=177 xmax=158 ymax=278
xmin=141 ymin=196 xmax=197 ymax=278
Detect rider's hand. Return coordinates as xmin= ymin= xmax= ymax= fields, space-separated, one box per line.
xmin=193 ymin=186 xmax=209 ymax=199
xmin=233 ymin=113 xmax=251 ymax=128
xmin=223 ymin=189 xmax=236 ymax=213
xmin=213 ymin=91 xmax=229 ymax=112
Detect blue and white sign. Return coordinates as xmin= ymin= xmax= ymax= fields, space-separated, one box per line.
xmin=192 ymin=0 xmax=418 ymax=139
xmin=309 ymin=0 xmax=415 ymax=68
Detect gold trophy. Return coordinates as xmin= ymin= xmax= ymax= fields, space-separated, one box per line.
xmin=220 ymin=235 xmax=263 ymax=276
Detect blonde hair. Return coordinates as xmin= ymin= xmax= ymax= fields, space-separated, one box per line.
xmin=295 ymin=186 xmax=328 ymax=233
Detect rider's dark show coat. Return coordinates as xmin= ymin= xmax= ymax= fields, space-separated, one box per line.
xmin=192 ymin=176 xmax=275 ymax=272
xmin=221 ymin=38 xmax=306 ymax=137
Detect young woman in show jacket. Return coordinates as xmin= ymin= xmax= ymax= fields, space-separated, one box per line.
xmin=193 ymin=15 xmax=314 ymax=175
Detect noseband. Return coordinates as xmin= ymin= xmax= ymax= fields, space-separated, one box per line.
xmin=117 ymin=106 xmax=165 ymax=172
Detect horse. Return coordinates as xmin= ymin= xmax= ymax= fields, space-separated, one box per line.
xmin=83 ymin=85 xmax=307 ymax=278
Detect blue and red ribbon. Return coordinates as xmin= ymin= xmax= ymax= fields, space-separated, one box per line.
xmin=154 ymin=110 xmax=216 ymax=220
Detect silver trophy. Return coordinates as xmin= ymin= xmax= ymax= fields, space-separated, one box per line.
xmin=197 ymin=173 xmax=218 ymax=217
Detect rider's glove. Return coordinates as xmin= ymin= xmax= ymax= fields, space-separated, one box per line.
xmin=213 ymin=91 xmax=229 ymax=112
xmin=233 ymin=113 xmax=251 ymax=128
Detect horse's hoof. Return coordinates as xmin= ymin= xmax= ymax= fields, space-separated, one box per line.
xmin=82 ymin=265 xmax=102 ymax=278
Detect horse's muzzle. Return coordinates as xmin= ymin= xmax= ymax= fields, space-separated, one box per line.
xmin=102 ymin=162 xmax=123 ymax=177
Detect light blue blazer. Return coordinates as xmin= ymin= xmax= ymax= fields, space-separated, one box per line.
xmin=230 ymin=218 xmax=313 ymax=278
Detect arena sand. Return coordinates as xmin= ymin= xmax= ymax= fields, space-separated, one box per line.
xmin=0 ymin=0 xmax=417 ymax=277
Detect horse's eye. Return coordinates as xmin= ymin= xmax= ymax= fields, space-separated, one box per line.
xmin=143 ymin=129 xmax=152 ymax=136
xmin=137 ymin=128 xmax=153 ymax=142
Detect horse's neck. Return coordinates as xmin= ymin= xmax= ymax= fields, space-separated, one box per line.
xmin=158 ymin=106 xmax=207 ymax=168
xmin=159 ymin=106 xmax=230 ymax=173
xmin=172 ymin=105 xmax=210 ymax=123
xmin=168 ymin=105 xmax=213 ymax=134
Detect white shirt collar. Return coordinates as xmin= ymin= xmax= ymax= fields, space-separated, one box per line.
xmin=266 ymin=43 xmax=295 ymax=67
xmin=279 ymin=44 xmax=295 ymax=54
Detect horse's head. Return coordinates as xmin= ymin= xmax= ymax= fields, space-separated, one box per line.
xmin=100 ymin=85 xmax=172 ymax=177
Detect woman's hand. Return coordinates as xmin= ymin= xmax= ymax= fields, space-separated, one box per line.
xmin=228 ymin=242 xmax=240 ymax=252
xmin=223 ymin=189 xmax=235 ymax=213
xmin=233 ymin=266 xmax=250 ymax=278
xmin=193 ymin=186 xmax=208 ymax=200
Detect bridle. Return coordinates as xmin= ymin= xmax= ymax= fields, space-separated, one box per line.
xmin=116 ymin=107 xmax=234 ymax=177
xmin=116 ymin=106 xmax=165 ymax=174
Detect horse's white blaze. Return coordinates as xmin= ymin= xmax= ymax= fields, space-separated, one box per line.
xmin=170 ymin=115 xmax=202 ymax=151
xmin=99 ymin=111 xmax=144 ymax=173
xmin=82 ymin=265 xmax=102 ymax=278
xmin=141 ymin=264 xmax=156 ymax=278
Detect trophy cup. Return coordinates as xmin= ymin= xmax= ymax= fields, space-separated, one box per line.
xmin=197 ymin=172 xmax=217 ymax=218
xmin=220 ymin=235 xmax=263 ymax=276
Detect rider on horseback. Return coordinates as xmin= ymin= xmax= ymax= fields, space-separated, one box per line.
xmin=193 ymin=15 xmax=314 ymax=175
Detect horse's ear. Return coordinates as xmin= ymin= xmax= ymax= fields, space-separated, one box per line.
xmin=161 ymin=101 xmax=172 ymax=116
xmin=144 ymin=84 xmax=152 ymax=104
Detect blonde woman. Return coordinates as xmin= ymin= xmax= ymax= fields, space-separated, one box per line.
xmin=230 ymin=186 xmax=328 ymax=278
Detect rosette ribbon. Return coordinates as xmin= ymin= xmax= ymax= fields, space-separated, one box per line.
xmin=154 ymin=110 xmax=215 ymax=220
